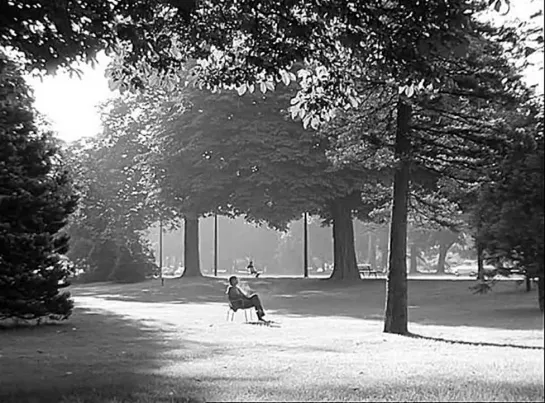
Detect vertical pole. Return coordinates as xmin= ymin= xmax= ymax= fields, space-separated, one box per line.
xmin=159 ymin=217 xmax=164 ymax=286
xmin=303 ymin=212 xmax=309 ymax=278
xmin=214 ymin=213 xmax=218 ymax=277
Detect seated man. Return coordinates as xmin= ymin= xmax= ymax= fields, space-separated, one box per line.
xmin=226 ymin=276 xmax=266 ymax=321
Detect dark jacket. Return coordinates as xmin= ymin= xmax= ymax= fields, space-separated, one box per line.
xmin=226 ymin=285 xmax=248 ymax=309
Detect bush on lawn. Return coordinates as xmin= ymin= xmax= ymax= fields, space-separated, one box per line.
xmin=83 ymin=239 xmax=119 ymax=282
xmin=109 ymin=242 xmax=156 ymax=283
xmin=69 ymin=236 xmax=155 ymax=283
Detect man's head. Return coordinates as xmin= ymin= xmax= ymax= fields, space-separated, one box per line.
xmin=228 ymin=276 xmax=238 ymax=286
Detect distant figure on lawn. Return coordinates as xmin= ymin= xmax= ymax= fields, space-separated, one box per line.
xmin=247 ymin=260 xmax=260 ymax=278
xmin=226 ymin=276 xmax=266 ymax=321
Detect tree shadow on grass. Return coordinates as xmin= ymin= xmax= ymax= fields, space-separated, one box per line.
xmin=407 ymin=332 xmax=544 ymax=350
xmin=191 ymin=377 xmax=545 ymax=402
xmin=71 ymin=277 xmax=544 ymax=332
xmin=270 ymin=280 xmax=544 ymax=333
xmin=0 ymin=307 xmax=209 ymax=403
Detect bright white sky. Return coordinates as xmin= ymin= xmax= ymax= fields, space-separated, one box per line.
xmin=27 ymin=1 xmax=544 ymax=143
xmin=26 ymin=51 xmax=113 ymax=142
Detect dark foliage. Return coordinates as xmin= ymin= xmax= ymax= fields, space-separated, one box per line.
xmin=0 ymin=52 xmax=77 ymax=321
xmin=475 ymin=102 xmax=544 ymax=310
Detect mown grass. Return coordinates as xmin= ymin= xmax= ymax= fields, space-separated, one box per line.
xmin=0 ymin=277 xmax=543 ymax=402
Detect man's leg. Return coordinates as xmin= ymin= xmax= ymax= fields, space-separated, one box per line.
xmin=248 ymin=294 xmax=265 ymax=319
xmin=240 ymin=295 xmax=266 ymax=320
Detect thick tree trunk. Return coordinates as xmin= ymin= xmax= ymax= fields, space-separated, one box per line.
xmin=410 ymin=243 xmax=418 ymax=274
xmin=476 ymin=241 xmax=484 ymax=280
xmin=369 ymin=233 xmax=377 ymax=271
xmin=182 ymin=214 xmax=201 ymax=277
xmin=329 ymin=198 xmax=360 ymax=281
xmin=436 ymin=242 xmax=452 ymax=274
xmin=384 ymin=101 xmax=411 ymax=335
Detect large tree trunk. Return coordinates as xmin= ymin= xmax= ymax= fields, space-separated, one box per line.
xmin=369 ymin=233 xmax=377 ymax=271
xmin=436 ymin=241 xmax=453 ymax=274
xmin=329 ymin=198 xmax=360 ymax=281
xmin=182 ymin=214 xmax=201 ymax=277
xmin=384 ymin=100 xmax=411 ymax=335
xmin=409 ymin=243 xmax=418 ymax=274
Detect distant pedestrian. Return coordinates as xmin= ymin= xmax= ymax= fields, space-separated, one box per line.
xmin=247 ymin=260 xmax=260 ymax=278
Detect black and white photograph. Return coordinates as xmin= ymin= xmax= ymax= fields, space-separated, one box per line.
xmin=1 ymin=0 xmax=543 ymax=401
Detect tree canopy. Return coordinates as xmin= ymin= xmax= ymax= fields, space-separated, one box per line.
xmin=102 ymin=83 xmax=391 ymax=279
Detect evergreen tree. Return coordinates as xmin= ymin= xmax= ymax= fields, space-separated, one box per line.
xmin=321 ymin=25 xmax=535 ymax=328
xmin=0 ymin=53 xmax=77 ymax=321
xmin=475 ymin=101 xmax=544 ymax=310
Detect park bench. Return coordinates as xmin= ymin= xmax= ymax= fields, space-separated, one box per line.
xmin=358 ymin=263 xmax=379 ymax=278
xmin=483 ymin=266 xmax=527 ymax=279
xmin=226 ymin=298 xmax=254 ymax=322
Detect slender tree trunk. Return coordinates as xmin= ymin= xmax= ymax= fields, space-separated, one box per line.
xmin=379 ymin=230 xmax=388 ymax=271
xmin=182 ymin=214 xmax=201 ymax=277
xmin=538 ymin=272 xmax=544 ymax=312
xmin=525 ymin=275 xmax=532 ymax=292
xmin=361 ymin=233 xmax=369 ymax=263
xmin=329 ymin=198 xmax=360 ymax=281
xmin=436 ymin=242 xmax=452 ymax=274
xmin=384 ymin=100 xmax=411 ymax=335
xmin=410 ymin=243 xmax=418 ymax=274
xmin=369 ymin=233 xmax=377 ymax=271
xmin=476 ymin=241 xmax=484 ymax=280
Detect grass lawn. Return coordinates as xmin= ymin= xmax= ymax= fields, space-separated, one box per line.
xmin=1 ymin=277 xmax=543 ymax=402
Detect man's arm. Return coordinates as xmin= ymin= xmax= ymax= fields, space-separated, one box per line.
xmin=236 ymin=286 xmax=249 ymax=299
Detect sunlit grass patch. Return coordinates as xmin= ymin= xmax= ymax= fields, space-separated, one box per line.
xmin=0 ymin=278 xmax=543 ymax=402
